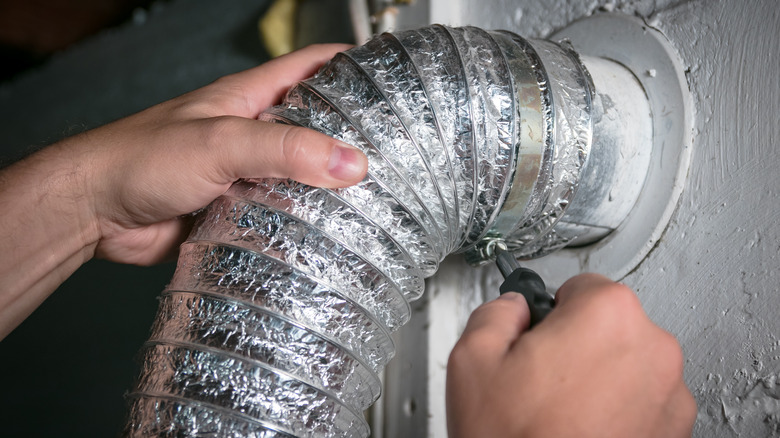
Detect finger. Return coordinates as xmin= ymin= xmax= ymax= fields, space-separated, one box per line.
xmin=209 ymin=119 xmax=367 ymax=188
xmin=221 ymin=43 xmax=353 ymax=116
xmin=458 ymin=293 xmax=532 ymax=357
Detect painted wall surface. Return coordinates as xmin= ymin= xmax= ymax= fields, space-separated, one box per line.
xmin=391 ymin=0 xmax=779 ymax=437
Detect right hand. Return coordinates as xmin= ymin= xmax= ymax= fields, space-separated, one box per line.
xmin=446 ymin=273 xmax=697 ymax=438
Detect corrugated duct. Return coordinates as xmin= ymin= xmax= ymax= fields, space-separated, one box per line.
xmin=123 ymin=25 xmax=593 ymax=437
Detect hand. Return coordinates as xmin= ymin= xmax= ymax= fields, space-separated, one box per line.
xmin=0 ymin=44 xmax=367 ymax=337
xmin=79 ymin=43 xmax=367 ymax=265
xmin=446 ymin=274 xmax=696 ymax=438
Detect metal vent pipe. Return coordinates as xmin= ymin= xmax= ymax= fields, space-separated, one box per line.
xmin=124 ymin=24 xmax=651 ymax=437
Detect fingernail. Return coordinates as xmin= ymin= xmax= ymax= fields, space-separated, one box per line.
xmin=328 ymin=143 xmax=366 ymax=181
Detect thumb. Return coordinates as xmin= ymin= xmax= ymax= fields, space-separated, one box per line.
xmin=214 ymin=119 xmax=368 ymax=188
xmin=457 ymin=293 xmax=532 ymax=357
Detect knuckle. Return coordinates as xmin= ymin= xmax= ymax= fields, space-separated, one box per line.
xmin=590 ymin=283 xmax=645 ymax=323
xmin=179 ymin=79 xmax=248 ymax=117
xmin=680 ymin=389 xmax=699 ymax=422
xmin=447 ymin=333 xmax=503 ymax=378
xmin=171 ymin=90 xmax=225 ymax=119
xmin=447 ymin=339 xmax=476 ymax=373
xmin=215 ymin=80 xmax=251 ymax=113
xmin=165 ymin=97 xmax=206 ymax=119
xmin=449 ymin=323 xmax=502 ymax=366
xmin=280 ymin=127 xmax=311 ymax=164
xmin=656 ymin=330 xmax=686 ymax=378
xmin=193 ymin=117 xmax=244 ymax=181
xmin=569 ymin=283 xmax=652 ymax=347
xmin=602 ymin=282 xmax=642 ymax=309
xmin=452 ymin=330 xmax=484 ymax=354
xmin=199 ymin=117 xmax=236 ymax=150
xmin=210 ymin=74 xmax=234 ymax=88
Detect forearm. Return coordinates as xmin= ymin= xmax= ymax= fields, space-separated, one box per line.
xmin=0 ymin=139 xmax=100 ymax=338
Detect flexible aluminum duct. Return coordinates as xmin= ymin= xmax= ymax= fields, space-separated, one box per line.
xmin=124 ymin=25 xmax=596 ymax=437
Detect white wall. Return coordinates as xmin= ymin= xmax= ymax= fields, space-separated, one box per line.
xmin=387 ymin=1 xmax=780 ymax=436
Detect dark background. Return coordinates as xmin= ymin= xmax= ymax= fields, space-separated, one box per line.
xmin=0 ymin=0 xmax=353 ymax=435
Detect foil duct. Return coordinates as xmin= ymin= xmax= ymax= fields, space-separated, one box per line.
xmin=124 ymin=25 xmax=592 ymax=437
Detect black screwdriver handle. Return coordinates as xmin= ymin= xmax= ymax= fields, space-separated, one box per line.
xmin=499 ymin=267 xmax=555 ymax=327
xmin=494 ymin=246 xmax=555 ymax=328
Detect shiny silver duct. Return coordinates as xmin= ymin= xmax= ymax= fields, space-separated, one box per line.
xmin=124 ymin=24 xmax=650 ymax=437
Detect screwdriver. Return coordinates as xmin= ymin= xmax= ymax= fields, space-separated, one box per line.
xmin=494 ymin=244 xmax=556 ymax=328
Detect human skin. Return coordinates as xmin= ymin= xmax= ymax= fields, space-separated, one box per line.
xmin=0 ymin=43 xmax=366 ymax=339
xmin=446 ymin=273 xmax=697 ymax=438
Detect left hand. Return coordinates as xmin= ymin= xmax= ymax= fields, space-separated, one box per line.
xmin=81 ymin=43 xmax=366 ymax=265
xmin=0 ymin=43 xmax=366 ymax=338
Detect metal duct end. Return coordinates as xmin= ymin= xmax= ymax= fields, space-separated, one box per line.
xmin=517 ymin=14 xmax=692 ymax=289
xmin=461 ymin=34 xmax=598 ymax=263
xmin=465 ymin=21 xmax=663 ymax=266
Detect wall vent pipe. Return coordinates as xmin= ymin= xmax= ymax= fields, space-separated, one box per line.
xmin=124 ymin=24 xmax=652 ymax=437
